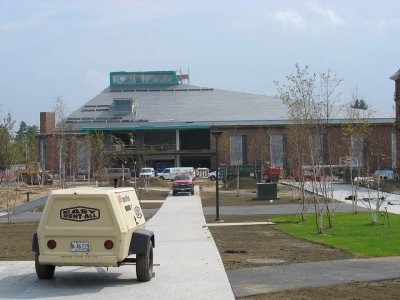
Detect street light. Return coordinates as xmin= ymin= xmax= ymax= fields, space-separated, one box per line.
xmin=211 ymin=131 xmax=223 ymax=222
xmin=134 ymin=161 xmax=137 ymax=190
xmin=121 ymin=160 xmax=127 ymax=187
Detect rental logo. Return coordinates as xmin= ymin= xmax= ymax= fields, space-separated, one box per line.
xmin=60 ymin=207 xmax=100 ymax=222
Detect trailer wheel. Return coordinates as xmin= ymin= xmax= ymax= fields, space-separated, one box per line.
xmin=271 ymin=174 xmax=279 ymax=183
xmin=136 ymin=241 xmax=153 ymax=282
xmin=35 ymin=254 xmax=55 ymax=279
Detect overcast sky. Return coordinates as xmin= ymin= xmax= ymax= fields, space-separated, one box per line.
xmin=0 ymin=0 xmax=399 ymax=127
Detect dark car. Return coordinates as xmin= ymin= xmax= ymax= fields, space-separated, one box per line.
xmin=172 ymin=174 xmax=194 ymax=196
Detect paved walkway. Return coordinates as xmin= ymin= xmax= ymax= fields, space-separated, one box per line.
xmin=228 ymin=257 xmax=400 ymax=298
xmin=0 ymin=187 xmax=234 ymax=300
xmin=282 ymin=181 xmax=400 ymax=215
xmin=203 ymin=202 xmax=365 ymax=216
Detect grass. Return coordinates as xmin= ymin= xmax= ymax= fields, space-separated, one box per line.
xmin=273 ymin=212 xmax=400 ymax=257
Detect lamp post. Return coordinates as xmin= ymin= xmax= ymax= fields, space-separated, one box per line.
xmin=121 ymin=160 xmax=127 ymax=187
xmin=121 ymin=162 xmax=125 ymax=187
xmin=134 ymin=161 xmax=137 ymax=190
xmin=211 ymin=131 xmax=223 ymax=222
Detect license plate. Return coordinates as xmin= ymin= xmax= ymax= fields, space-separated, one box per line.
xmin=70 ymin=241 xmax=90 ymax=252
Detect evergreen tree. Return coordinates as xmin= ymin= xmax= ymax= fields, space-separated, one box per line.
xmin=351 ymin=98 xmax=368 ymax=110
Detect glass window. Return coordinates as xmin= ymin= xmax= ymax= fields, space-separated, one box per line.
xmin=114 ymin=99 xmax=132 ymax=112
xmin=313 ymin=134 xmax=323 ymax=164
xmin=270 ymin=135 xmax=283 ymax=167
xmin=230 ymin=136 xmax=243 ymax=166
xmin=112 ymin=73 xmax=174 ymax=85
xmin=351 ymin=135 xmax=363 ymax=165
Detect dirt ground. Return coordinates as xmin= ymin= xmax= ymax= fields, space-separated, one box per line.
xmin=1 ymin=179 xmax=400 ymax=299
xmin=0 ymin=177 xmax=171 ymax=210
xmin=200 ymin=179 xmax=339 ymax=207
xmin=0 ymin=184 xmax=55 ymax=210
xmin=242 ymin=279 xmax=400 ymax=300
xmin=205 ymin=215 xmax=355 ymax=270
xmin=0 ymin=222 xmax=37 ymax=260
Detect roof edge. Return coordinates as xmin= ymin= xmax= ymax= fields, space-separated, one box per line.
xmin=390 ymin=69 xmax=400 ymax=80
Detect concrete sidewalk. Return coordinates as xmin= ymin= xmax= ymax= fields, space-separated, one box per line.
xmin=203 ymin=202 xmax=365 ymax=216
xmin=0 ymin=187 xmax=234 ymax=299
xmin=228 ymin=257 xmax=400 ymax=298
xmin=281 ymin=181 xmax=400 ymax=215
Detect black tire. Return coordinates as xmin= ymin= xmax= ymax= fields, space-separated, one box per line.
xmin=191 ymin=189 xmax=194 ymax=195
xmin=209 ymin=175 xmax=216 ymax=181
xmin=271 ymin=174 xmax=279 ymax=183
xmin=159 ymin=176 xmax=164 ymax=180
xmin=35 ymin=254 xmax=55 ymax=279
xmin=136 ymin=241 xmax=154 ymax=282
xmin=173 ymin=191 xmax=177 ymax=196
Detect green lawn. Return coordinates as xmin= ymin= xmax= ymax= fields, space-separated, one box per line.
xmin=273 ymin=212 xmax=400 ymax=257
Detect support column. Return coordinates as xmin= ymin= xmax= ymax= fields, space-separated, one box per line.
xmin=176 ymin=129 xmax=181 ymax=167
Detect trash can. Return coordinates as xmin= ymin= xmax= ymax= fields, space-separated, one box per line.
xmin=257 ymin=183 xmax=277 ymax=199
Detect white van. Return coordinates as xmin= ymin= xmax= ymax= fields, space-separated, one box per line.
xmin=157 ymin=167 xmax=195 ymax=180
xmin=139 ymin=168 xmax=155 ymax=177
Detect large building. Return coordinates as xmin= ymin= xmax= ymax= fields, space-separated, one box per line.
xmin=38 ymin=70 xmax=397 ymax=177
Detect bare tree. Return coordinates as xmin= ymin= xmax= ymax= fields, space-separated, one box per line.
xmin=276 ymin=64 xmax=326 ymax=233
xmin=85 ymin=131 xmax=109 ymax=186
xmin=342 ymin=94 xmax=372 ymax=213
xmin=55 ymin=96 xmax=69 ymax=188
xmin=318 ymin=69 xmax=343 ymax=229
xmin=248 ymin=128 xmax=269 ymax=182
xmin=276 ymin=64 xmax=343 ymax=233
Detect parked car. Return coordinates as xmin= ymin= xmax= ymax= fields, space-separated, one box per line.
xmin=208 ymin=170 xmax=222 ymax=181
xmin=172 ymin=174 xmax=194 ymax=196
xmin=94 ymin=168 xmax=131 ymax=181
xmin=139 ymin=168 xmax=155 ymax=177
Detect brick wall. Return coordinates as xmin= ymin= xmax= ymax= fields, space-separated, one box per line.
xmin=40 ymin=112 xmax=55 ymax=134
xmin=395 ymin=79 xmax=400 ymax=169
xmin=210 ymin=124 xmax=394 ymax=172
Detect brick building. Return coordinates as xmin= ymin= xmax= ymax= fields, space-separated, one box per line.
xmin=390 ymin=68 xmax=400 ymax=168
xmin=37 ymin=70 xmax=396 ymax=177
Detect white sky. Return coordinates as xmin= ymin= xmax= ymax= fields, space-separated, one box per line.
xmin=0 ymin=0 xmax=399 ymax=126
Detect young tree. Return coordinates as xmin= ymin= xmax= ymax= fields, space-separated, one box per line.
xmin=55 ymin=96 xmax=69 ymax=188
xmin=276 ymin=64 xmax=343 ymax=233
xmin=276 ymin=64 xmax=325 ymax=233
xmin=248 ymin=128 xmax=269 ymax=182
xmin=85 ymin=131 xmax=109 ymax=185
xmin=318 ymin=69 xmax=344 ymax=229
xmin=342 ymin=95 xmax=372 ymax=213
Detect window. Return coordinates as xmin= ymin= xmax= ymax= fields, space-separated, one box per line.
xmin=351 ymin=135 xmax=363 ymax=165
xmin=111 ymin=72 xmax=176 ymax=85
xmin=270 ymin=135 xmax=283 ymax=168
xmin=114 ymin=99 xmax=132 ymax=112
xmin=230 ymin=135 xmax=247 ymax=166
xmin=392 ymin=132 xmax=397 ymax=169
xmin=313 ymin=135 xmax=323 ymax=164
